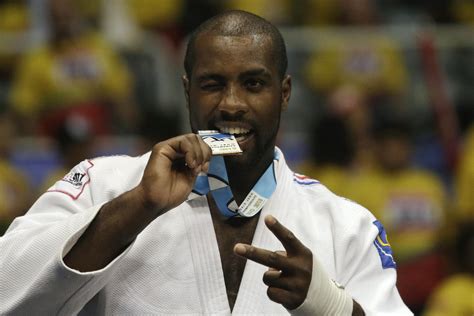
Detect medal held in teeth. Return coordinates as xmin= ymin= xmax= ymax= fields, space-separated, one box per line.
xmin=198 ymin=130 xmax=243 ymax=155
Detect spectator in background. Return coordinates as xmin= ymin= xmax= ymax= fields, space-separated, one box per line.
xmin=348 ymin=112 xmax=448 ymax=314
xmin=304 ymin=0 xmax=407 ymax=105
xmin=102 ymin=0 xmax=219 ymax=51
xmin=9 ymin=0 xmax=137 ymax=136
xmin=298 ymin=111 xmax=356 ymax=197
xmin=102 ymin=0 xmax=187 ymax=50
xmin=0 ymin=110 xmax=31 ymax=235
xmin=325 ymin=84 xmax=373 ymax=168
xmin=422 ymin=221 xmax=474 ymax=316
xmin=297 ymin=84 xmax=371 ymax=197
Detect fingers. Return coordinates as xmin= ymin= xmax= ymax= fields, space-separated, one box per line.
xmin=235 ymin=217 xmax=312 ymax=311
xmin=180 ymin=134 xmax=211 ymax=168
xmin=264 ymin=215 xmax=307 ymax=256
xmin=263 ymin=271 xmax=299 ymax=292
xmin=267 ymin=287 xmax=302 ymax=310
xmin=263 ymin=270 xmax=287 ymax=289
xmin=234 ymin=244 xmax=293 ymax=271
xmin=162 ymin=134 xmax=212 ymax=174
xmin=263 ymin=267 xmax=310 ymax=310
xmin=263 ymin=269 xmax=309 ymax=294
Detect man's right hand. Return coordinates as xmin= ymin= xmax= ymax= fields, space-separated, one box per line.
xmin=137 ymin=133 xmax=212 ymax=214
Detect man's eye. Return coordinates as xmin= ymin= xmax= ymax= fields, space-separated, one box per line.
xmin=245 ymin=79 xmax=264 ymax=90
xmin=200 ymin=82 xmax=222 ymax=91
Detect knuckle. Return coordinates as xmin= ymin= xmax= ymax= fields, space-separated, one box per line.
xmin=152 ymin=142 xmax=163 ymax=152
xmin=297 ymin=257 xmax=312 ymax=278
xmin=294 ymin=277 xmax=309 ymax=293
xmin=269 ymin=251 xmax=279 ymax=264
xmin=193 ymin=134 xmax=201 ymax=143
xmin=301 ymin=265 xmax=312 ymax=279
xmin=286 ymin=231 xmax=296 ymax=241
xmin=247 ymin=246 xmax=255 ymax=257
xmin=301 ymin=246 xmax=312 ymax=258
xmin=183 ymin=136 xmax=192 ymax=146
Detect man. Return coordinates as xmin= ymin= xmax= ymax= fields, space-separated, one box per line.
xmin=0 ymin=11 xmax=412 ymax=315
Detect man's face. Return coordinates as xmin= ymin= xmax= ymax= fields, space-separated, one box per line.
xmin=183 ymin=34 xmax=291 ymax=167
xmin=376 ymin=135 xmax=411 ymax=172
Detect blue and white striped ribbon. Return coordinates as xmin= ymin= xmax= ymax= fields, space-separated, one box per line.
xmin=189 ymin=151 xmax=279 ymax=217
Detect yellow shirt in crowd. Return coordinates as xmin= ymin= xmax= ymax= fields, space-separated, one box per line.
xmin=305 ymin=35 xmax=407 ymax=97
xmin=423 ymin=274 xmax=474 ymax=316
xmin=10 ymin=32 xmax=131 ymax=118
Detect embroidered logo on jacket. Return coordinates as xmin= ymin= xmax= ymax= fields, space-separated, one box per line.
xmin=373 ymin=220 xmax=397 ymax=269
xmin=293 ymin=173 xmax=320 ymax=186
xmin=47 ymin=160 xmax=94 ymax=200
xmin=63 ymin=172 xmax=87 ymax=188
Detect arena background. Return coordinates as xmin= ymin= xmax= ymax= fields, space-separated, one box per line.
xmin=0 ymin=1 xmax=472 ymax=315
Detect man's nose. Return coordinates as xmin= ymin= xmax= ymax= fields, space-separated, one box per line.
xmin=218 ymin=85 xmax=248 ymax=116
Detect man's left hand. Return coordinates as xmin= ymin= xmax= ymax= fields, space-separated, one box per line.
xmin=234 ymin=215 xmax=313 ymax=310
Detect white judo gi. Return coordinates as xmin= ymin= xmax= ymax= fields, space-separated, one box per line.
xmin=0 ymin=148 xmax=412 ymax=315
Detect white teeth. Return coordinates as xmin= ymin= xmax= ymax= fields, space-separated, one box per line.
xmin=219 ymin=126 xmax=250 ymax=135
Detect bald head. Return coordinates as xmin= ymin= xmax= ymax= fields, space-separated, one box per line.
xmin=184 ymin=10 xmax=288 ymax=79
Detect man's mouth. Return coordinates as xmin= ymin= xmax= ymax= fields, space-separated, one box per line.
xmin=216 ymin=124 xmax=253 ymax=142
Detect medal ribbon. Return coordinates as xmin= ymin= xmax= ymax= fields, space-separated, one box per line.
xmin=189 ymin=151 xmax=279 ymax=217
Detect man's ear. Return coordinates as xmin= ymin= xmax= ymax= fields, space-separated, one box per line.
xmin=281 ymin=74 xmax=291 ymax=111
xmin=182 ymin=75 xmax=190 ymax=108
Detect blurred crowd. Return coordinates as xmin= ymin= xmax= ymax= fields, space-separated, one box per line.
xmin=0 ymin=0 xmax=472 ymax=315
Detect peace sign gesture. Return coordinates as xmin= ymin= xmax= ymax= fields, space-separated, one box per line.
xmin=234 ymin=215 xmax=313 ymax=310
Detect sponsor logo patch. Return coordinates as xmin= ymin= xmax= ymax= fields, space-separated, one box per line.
xmin=47 ymin=160 xmax=94 ymax=200
xmin=373 ymin=220 xmax=397 ymax=269
xmin=63 ymin=171 xmax=87 ymax=188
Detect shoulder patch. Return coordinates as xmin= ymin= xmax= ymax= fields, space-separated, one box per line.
xmin=47 ymin=160 xmax=94 ymax=200
xmin=293 ymin=173 xmax=320 ymax=186
xmin=373 ymin=220 xmax=397 ymax=269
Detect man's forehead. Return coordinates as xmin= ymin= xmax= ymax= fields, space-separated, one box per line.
xmin=193 ymin=34 xmax=273 ymax=64
xmin=192 ymin=34 xmax=275 ymax=73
